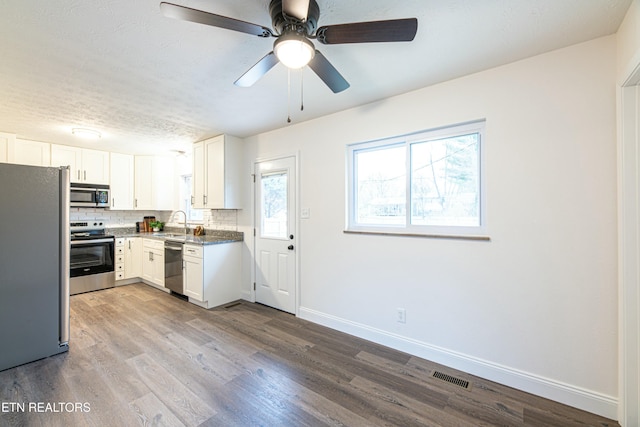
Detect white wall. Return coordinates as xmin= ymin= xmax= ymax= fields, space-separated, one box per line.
xmin=617 ymin=1 xmax=640 ymax=425
xmin=239 ymin=36 xmax=618 ymax=418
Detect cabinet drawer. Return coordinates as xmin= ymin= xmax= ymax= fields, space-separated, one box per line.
xmin=116 ymin=255 xmax=124 ymax=263
xmin=116 ymin=263 xmax=124 ymax=272
xmin=115 ymin=271 xmax=125 ymax=280
xmin=115 ymin=246 xmax=124 ymax=255
xmin=115 ymin=238 xmax=125 ymax=247
xmin=143 ymin=238 xmax=165 ymax=251
xmin=184 ymin=245 xmax=202 ymax=258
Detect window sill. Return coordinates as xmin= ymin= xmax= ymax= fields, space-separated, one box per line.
xmin=343 ymin=229 xmax=491 ymax=241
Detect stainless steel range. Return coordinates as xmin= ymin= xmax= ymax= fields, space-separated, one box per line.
xmin=69 ymin=221 xmax=115 ymax=295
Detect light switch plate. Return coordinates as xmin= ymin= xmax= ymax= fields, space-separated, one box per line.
xmin=301 ymin=208 xmax=310 ymax=219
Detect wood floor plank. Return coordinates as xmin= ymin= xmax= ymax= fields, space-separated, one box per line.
xmin=126 ymin=353 xmax=216 ymax=426
xmin=349 ymin=375 xmax=478 ymax=427
xmin=129 ymin=392 xmax=187 ymax=427
xmin=0 ymin=284 xmax=620 ymax=427
xmin=244 ymin=364 xmax=375 ymax=427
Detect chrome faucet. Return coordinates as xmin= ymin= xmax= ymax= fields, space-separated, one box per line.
xmin=171 ymin=210 xmax=188 ymax=235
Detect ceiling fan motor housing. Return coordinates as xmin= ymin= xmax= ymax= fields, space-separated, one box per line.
xmin=269 ymin=0 xmax=320 ymax=36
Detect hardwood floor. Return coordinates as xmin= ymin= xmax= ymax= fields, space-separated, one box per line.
xmin=0 ymin=283 xmax=619 ymax=426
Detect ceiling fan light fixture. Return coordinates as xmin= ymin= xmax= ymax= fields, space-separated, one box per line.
xmin=274 ymin=33 xmax=315 ymax=69
xmin=72 ymin=128 xmax=101 ymax=139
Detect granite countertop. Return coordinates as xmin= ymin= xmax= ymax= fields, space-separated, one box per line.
xmin=107 ymin=227 xmax=243 ymax=246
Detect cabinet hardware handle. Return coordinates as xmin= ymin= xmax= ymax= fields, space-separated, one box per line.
xmin=203 ymin=195 xmax=207 ymax=205
xmin=84 ymin=170 xmax=86 ymax=180
xmin=135 ymin=199 xmax=138 ymax=208
xmin=77 ymin=170 xmax=80 ymax=180
xmin=128 ymin=240 xmax=131 ymax=250
xmin=191 ymin=196 xmax=194 ymax=206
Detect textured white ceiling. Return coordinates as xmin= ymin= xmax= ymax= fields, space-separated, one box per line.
xmin=0 ymin=0 xmax=632 ymax=154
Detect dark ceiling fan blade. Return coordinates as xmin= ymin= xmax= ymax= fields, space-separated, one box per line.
xmin=234 ymin=52 xmax=280 ymax=87
xmin=282 ymin=0 xmax=310 ymax=21
xmin=316 ymin=18 xmax=418 ymax=44
xmin=308 ymin=51 xmax=349 ymax=93
xmin=160 ymin=2 xmax=273 ymax=37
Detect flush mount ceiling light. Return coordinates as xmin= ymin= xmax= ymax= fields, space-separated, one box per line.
xmin=72 ymin=128 xmax=101 ymax=139
xmin=273 ymin=33 xmax=315 ymax=69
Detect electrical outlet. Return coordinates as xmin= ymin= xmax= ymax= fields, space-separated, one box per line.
xmin=397 ymin=308 xmax=406 ymax=323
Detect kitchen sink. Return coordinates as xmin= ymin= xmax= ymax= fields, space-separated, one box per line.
xmin=153 ymin=232 xmax=188 ymax=241
xmin=164 ymin=234 xmax=188 ymax=241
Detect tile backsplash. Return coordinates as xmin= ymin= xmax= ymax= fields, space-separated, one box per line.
xmin=70 ymin=208 xmax=239 ymax=231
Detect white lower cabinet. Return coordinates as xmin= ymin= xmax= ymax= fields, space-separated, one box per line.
xmin=183 ymin=242 xmax=240 ymax=309
xmin=184 ymin=246 xmax=204 ymax=301
xmin=142 ymin=239 xmax=164 ymax=287
xmin=124 ymin=237 xmax=142 ymax=279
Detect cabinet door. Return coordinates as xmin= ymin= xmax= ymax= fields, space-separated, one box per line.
xmin=110 ymin=153 xmax=134 ymax=210
xmin=10 ymin=139 xmax=51 ymax=167
xmin=205 ymin=136 xmax=225 ymax=208
xmin=51 ymin=144 xmax=81 ymax=180
xmin=82 ymin=148 xmax=110 ymax=185
xmin=134 ymin=156 xmax=153 ymax=210
xmin=124 ymin=238 xmax=142 ymax=279
xmin=141 ymin=248 xmax=154 ymax=283
xmin=184 ymin=255 xmax=203 ymax=301
xmin=152 ymin=250 xmax=165 ymax=286
xmin=192 ymin=141 xmax=206 ymax=209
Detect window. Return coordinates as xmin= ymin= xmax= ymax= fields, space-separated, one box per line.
xmin=180 ymin=175 xmax=203 ymax=222
xmin=347 ymin=121 xmax=486 ymax=238
xmin=260 ymin=171 xmax=288 ymax=239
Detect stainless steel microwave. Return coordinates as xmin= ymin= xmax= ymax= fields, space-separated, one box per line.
xmin=70 ymin=184 xmax=110 ymax=208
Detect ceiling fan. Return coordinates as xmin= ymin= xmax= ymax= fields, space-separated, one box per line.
xmin=160 ymin=0 xmax=418 ymax=93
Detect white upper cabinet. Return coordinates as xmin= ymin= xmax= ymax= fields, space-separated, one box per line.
xmin=82 ymin=148 xmax=110 ymax=184
xmin=8 ymin=139 xmax=50 ymax=166
xmin=51 ymin=144 xmax=109 ymax=184
xmin=192 ymin=134 xmax=243 ymax=209
xmin=0 ymin=132 xmax=15 ymax=163
xmin=110 ymin=152 xmax=134 ymax=210
xmin=135 ymin=155 xmax=177 ymax=211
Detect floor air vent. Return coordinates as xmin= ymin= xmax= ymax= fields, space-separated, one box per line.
xmin=432 ymin=371 xmax=470 ymax=389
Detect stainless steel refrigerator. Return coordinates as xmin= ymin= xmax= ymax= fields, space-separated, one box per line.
xmin=0 ymin=163 xmax=70 ymax=371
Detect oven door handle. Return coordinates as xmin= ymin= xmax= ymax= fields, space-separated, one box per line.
xmin=71 ymin=238 xmax=114 ymax=245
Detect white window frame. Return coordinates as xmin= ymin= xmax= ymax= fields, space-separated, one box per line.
xmin=346 ymin=120 xmax=488 ymax=239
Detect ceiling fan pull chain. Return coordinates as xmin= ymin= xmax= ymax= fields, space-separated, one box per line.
xmin=287 ymin=68 xmax=292 ymax=123
xmin=300 ymin=69 xmax=304 ymax=111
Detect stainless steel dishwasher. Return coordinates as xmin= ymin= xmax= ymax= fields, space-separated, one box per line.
xmin=164 ymin=240 xmax=184 ymax=295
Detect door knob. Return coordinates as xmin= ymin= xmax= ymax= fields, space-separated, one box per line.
xmin=289 ymin=234 xmax=294 ymax=240
xmin=288 ymin=245 xmax=294 ymax=250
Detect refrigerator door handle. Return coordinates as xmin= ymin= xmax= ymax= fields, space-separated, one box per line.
xmin=59 ymin=166 xmax=71 ymax=345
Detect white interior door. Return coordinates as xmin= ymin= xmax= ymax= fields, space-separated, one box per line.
xmin=254 ymin=156 xmax=297 ymax=314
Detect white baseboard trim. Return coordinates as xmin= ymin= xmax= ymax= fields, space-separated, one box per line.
xmin=240 ymin=290 xmax=253 ymax=302
xmin=298 ymin=306 xmax=618 ymax=421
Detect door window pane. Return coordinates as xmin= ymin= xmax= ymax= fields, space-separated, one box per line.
xmin=261 ymin=172 xmax=288 ymax=238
